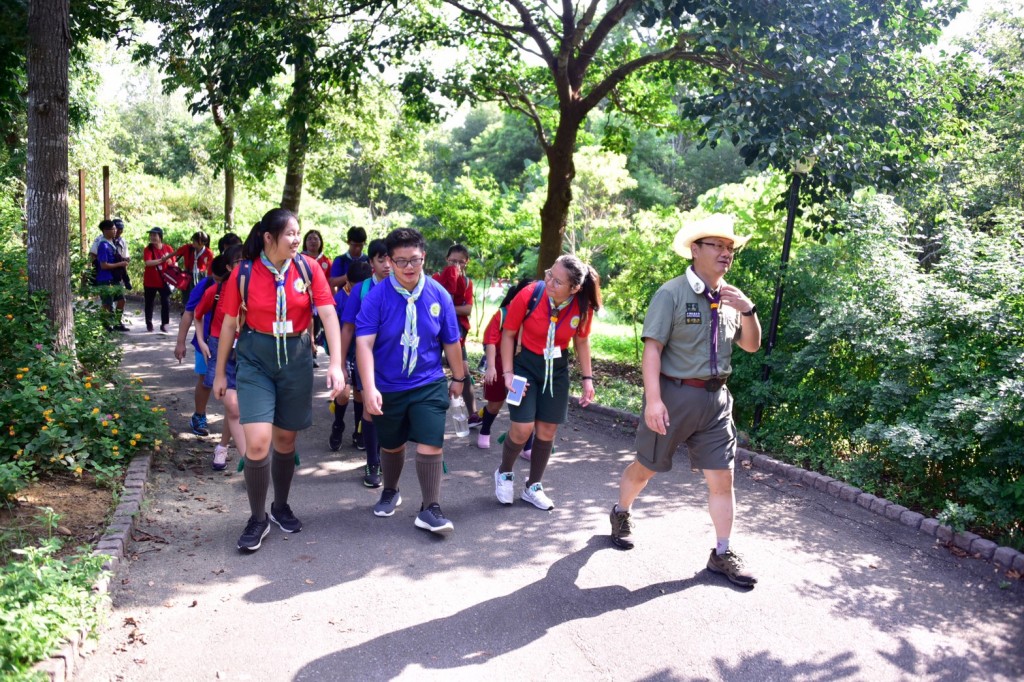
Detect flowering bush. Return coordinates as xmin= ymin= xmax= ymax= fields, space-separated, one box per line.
xmin=0 ymin=243 xmax=169 ymax=494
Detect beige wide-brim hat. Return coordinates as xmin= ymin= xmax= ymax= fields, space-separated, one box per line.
xmin=672 ymin=214 xmax=752 ymax=259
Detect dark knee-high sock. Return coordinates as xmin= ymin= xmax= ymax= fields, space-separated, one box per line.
xmin=416 ymin=452 xmax=444 ymax=507
xmin=352 ymin=401 xmax=364 ymax=431
xmin=244 ymin=456 xmax=271 ymax=520
xmin=333 ymin=399 xmax=348 ymax=425
xmin=271 ymin=449 xmax=296 ymax=508
xmin=480 ymin=406 xmax=498 ymax=435
xmin=363 ymin=419 xmax=380 ymax=468
xmin=381 ymin=447 xmax=405 ymax=490
xmin=500 ymin=434 xmax=526 ymax=473
xmin=526 ymin=438 xmax=554 ymax=486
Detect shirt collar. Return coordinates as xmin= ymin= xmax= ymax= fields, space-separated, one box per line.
xmin=686 ymin=266 xmax=724 ymax=296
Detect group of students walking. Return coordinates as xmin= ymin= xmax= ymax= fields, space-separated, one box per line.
xmin=171 ymin=206 xmax=762 ymax=588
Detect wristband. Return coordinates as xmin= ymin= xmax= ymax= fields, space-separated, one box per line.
xmin=451 ymin=376 xmax=467 ymax=383
xmin=742 ymin=305 xmax=758 ymax=317
xmin=581 ymin=376 xmax=593 ymax=381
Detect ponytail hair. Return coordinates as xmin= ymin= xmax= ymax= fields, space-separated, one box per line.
xmin=242 ymin=208 xmax=298 ymax=261
xmin=554 ymin=254 xmax=602 ymax=321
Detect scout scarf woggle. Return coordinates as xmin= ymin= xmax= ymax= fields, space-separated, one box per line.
xmin=390 ymin=272 xmax=426 ymax=376
xmin=260 ymin=252 xmax=292 ymax=368
xmin=541 ymin=294 xmax=574 ymax=396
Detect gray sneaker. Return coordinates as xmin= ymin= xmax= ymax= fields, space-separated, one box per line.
xmin=706 ymin=549 xmax=757 ymax=587
xmin=414 ymin=503 xmax=454 ymax=535
xmin=237 ymin=516 xmax=270 ymax=552
xmin=373 ymin=488 xmax=402 ymax=517
xmin=609 ymin=506 xmax=634 ymax=550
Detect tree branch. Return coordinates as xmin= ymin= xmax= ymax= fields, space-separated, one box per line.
xmin=497 ymin=87 xmax=550 ymax=151
xmin=572 ymin=0 xmax=639 ymax=82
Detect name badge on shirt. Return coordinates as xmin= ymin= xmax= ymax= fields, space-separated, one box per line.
xmin=544 ymin=346 xmax=562 ymax=360
xmin=273 ymin=320 xmax=294 ymax=335
xmin=685 ymin=302 xmax=702 ymax=325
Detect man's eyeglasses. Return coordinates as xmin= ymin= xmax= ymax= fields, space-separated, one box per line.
xmin=693 ymin=240 xmax=737 ymax=254
xmin=391 ymin=257 xmax=424 ymax=269
xmin=544 ymin=269 xmax=568 ymax=288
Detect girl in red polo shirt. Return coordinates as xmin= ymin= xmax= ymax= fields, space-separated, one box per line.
xmin=494 ymin=254 xmax=601 ymax=511
xmin=212 ymin=208 xmax=344 ymax=553
xmin=142 ymin=227 xmax=175 ymax=332
xmin=302 ymin=229 xmax=332 ymax=361
xmin=175 ymin=230 xmax=213 ymax=301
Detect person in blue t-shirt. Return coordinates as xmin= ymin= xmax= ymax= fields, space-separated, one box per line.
xmin=333 ymin=241 xmax=390 ymax=488
xmin=328 ymin=226 xmax=368 ymax=292
xmin=355 ymin=228 xmax=465 ymax=536
xmin=94 ymin=219 xmax=130 ymax=331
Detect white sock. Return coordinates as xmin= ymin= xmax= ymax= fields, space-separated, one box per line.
xmin=716 ymin=538 xmax=730 ymax=555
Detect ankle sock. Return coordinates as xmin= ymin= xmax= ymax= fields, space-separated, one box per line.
xmin=716 ymin=538 xmax=730 ymax=555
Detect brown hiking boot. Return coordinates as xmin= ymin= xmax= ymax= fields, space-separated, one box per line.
xmin=706 ymin=549 xmax=757 ymax=587
xmin=609 ymin=506 xmax=634 ymax=550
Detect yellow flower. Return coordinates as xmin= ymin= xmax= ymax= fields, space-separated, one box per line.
xmin=101 ymin=421 xmax=109 ymax=427
xmin=130 ymin=439 xmax=137 ymax=446
xmin=91 ymin=408 xmax=100 ymax=414
xmin=18 ymin=367 xmax=27 ymax=372
xmin=151 ymin=407 xmax=159 ymax=412
xmin=4 ymin=314 xmax=11 ymax=320
xmin=143 ymin=395 xmax=151 ymax=401
xmin=15 ymin=374 xmax=22 ymax=380
xmin=153 ymin=439 xmax=162 ymax=446
xmin=113 ymin=413 xmax=120 ymax=419
xmin=133 ymin=433 xmax=141 ymax=440
xmin=84 ymin=382 xmax=92 ymax=389
xmin=111 ymin=428 xmax=118 ymax=435
xmin=38 ymin=385 xmax=46 ymax=391
xmin=41 ymin=425 xmax=47 ymax=431
xmin=43 ymin=409 xmax=52 ymax=415
xmin=74 ymin=467 xmax=82 ymax=476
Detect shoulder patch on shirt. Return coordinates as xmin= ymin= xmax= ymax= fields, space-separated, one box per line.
xmin=570 ymin=315 xmax=580 ymax=329
xmin=685 ymin=302 xmax=702 ymax=324
xmin=294 ymin=278 xmax=308 ymax=294
xmin=429 ymin=302 xmax=441 ymax=317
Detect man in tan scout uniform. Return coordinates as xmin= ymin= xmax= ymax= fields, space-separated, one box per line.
xmin=608 ymin=215 xmax=762 ymax=587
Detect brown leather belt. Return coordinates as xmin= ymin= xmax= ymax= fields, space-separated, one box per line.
xmin=661 ymin=374 xmax=726 ymax=392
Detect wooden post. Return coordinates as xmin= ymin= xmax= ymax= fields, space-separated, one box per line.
xmin=78 ymin=168 xmax=86 ymax=253
xmin=102 ymin=165 xmax=110 ymax=219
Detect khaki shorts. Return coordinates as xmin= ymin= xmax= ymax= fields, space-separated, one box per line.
xmin=235 ymin=328 xmax=314 ymax=431
xmin=634 ymin=376 xmax=736 ymax=472
xmin=375 ymin=379 xmax=450 ymax=449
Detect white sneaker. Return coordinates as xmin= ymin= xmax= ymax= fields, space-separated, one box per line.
xmin=519 ymin=448 xmax=532 ymax=461
xmin=494 ymin=469 xmax=515 ymax=505
xmin=477 ymin=433 xmax=491 ymax=449
xmin=212 ymin=445 xmax=228 ymax=471
xmin=521 ymin=482 xmax=554 ymax=510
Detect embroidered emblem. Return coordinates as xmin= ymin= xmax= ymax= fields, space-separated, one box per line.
xmin=294 ymin=279 xmax=308 ymax=294
xmin=685 ymin=302 xmax=701 ymax=325
xmin=429 ymin=302 xmax=441 ymax=317
xmin=570 ymin=315 xmax=580 ymax=329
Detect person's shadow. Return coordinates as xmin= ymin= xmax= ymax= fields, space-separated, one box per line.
xmin=294 ymin=534 xmax=700 ymax=680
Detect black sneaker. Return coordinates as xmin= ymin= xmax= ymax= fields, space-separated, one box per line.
xmin=706 ymin=549 xmax=757 ymax=587
xmin=354 ymin=430 xmax=365 ymax=450
xmin=328 ymin=422 xmax=345 ymax=451
xmin=146 ymin=322 xmax=154 ymax=332
xmin=237 ymin=516 xmax=270 ymax=551
xmin=610 ymin=505 xmax=635 ymax=550
xmin=269 ymin=503 xmax=302 ymax=533
xmin=362 ymin=464 xmax=382 ymax=488
xmin=414 ymin=503 xmax=454 ymax=535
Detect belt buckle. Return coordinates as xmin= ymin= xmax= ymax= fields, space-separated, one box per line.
xmin=704 ymin=377 xmax=724 ymax=392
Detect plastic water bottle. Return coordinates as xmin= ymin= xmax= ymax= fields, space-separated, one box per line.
xmin=450 ymin=396 xmax=470 ymax=437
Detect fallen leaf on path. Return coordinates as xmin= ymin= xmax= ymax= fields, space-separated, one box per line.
xmin=177 ymin=484 xmax=189 ymax=493
xmin=211 ymin=568 xmax=225 ymax=575
xmin=305 ymin=579 xmax=315 ymax=585
xmin=189 ymin=600 xmax=198 ymax=607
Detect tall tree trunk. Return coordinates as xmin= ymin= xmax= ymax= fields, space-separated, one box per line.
xmin=281 ymin=50 xmax=311 ymax=215
xmin=26 ymin=0 xmax=75 ymax=354
xmin=537 ymin=111 xmax=582 ymax=275
xmin=208 ymin=93 xmax=235 ymax=232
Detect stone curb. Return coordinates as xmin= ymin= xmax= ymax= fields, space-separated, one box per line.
xmin=32 ymin=452 xmax=152 ymax=682
xmin=571 ymin=398 xmax=1024 ymax=575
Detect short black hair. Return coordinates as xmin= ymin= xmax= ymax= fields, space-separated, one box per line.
xmin=218 ymin=232 xmax=243 ymax=253
xmin=447 ymin=244 xmax=469 ymax=259
xmin=367 ymin=238 xmax=387 ymax=260
xmin=99 ymin=219 xmax=115 ymax=232
xmin=347 ymin=226 xmax=367 ymax=243
xmin=347 ymin=260 xmax=373 ymax=285
xmin=384 ymin=228 xmax=426 ymax=257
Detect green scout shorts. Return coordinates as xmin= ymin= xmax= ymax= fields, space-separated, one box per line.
xmin=375 ymin=378 xmax=450 ymax=449
xmin=507 ymin=348 xmax=570 ymax=425
xmin=235 ymin=328 xmax=314 ymax=431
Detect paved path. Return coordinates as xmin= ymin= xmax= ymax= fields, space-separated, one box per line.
xmin=76 ymin=313 xmax=1024 ymax=681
